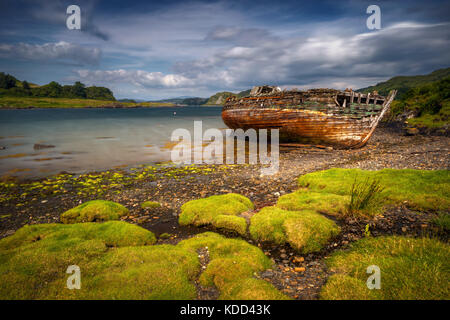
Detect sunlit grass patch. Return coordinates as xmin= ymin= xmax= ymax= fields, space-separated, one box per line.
xmin=60 ymin=200 xmax=129 ymax=224
xmin=320 ymin=236 xmax=450 ymax=300
xmin=179 ymin=193 xmax=253 ymax=234
xmin=297 ymin=169 xmax=450 ymax=214
xmin=249 ymin=206 xmax=340 ymax=253
xmin=178 ymin=232 xmax=289 ymax=300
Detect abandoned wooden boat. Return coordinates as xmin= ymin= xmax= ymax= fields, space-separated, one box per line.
xmin=222 ymin=86 xmax=397 ymax=148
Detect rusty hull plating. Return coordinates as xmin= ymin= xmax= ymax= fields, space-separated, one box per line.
xmin=222 ymin=86 xmax=397 ymax=148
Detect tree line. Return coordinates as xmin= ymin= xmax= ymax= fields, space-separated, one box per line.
xmin=0 ymin=72 xmax=115 ymax=100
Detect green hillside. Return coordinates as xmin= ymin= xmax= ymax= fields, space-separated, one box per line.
xmin=358 ymin=67 xmax=450 ymax=99
xmin=205 ymin=89 xmax=251 ymax=105
xmin=390 ymin=76 xmax=449 ymax=130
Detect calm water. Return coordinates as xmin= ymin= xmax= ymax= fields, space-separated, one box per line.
xmin=0 ymin=106 xmax=225 ymax=178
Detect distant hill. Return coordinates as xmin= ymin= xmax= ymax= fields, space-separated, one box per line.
xmin=0 ymin=72 xmax=115 ymax=100
xmin=204 ymin=89 xmax=251 ymax=105
xmin=151 ymin=97 xmax=208 ymax=105
xmin=357 ymin=67 xmax=450 ymax=99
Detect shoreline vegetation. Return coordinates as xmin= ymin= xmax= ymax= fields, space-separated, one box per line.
xmin=0 ymin=128 xmax=448 ymax=300
xmin=0 ymin=96 xmax=177 ymax=109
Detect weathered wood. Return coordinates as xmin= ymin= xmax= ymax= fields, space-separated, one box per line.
xmin=222 ymin=87 xmax=397 ymax=149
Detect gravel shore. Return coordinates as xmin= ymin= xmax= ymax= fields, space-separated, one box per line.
xmin=0 ymin=126 xmax=448 ymax=299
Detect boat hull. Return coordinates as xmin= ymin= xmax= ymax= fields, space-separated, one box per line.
xmin=222 ymin=88 xmax=397 ymax=149
xmin=222 ymin=108 xmax=373 ymax=148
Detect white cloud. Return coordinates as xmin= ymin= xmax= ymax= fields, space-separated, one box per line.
xmin=76 ymin=69 xmax=191 ymax=88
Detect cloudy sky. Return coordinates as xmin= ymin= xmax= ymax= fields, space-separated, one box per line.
xmin=0 ymin=0 xmax=449 ymax=100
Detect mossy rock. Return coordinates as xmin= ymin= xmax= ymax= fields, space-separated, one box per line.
xmin=249 ymin=206 xmax=340 ymax=253
xmin=297 ymin=169 xmax=450 ymax=214
xmin=277 ymin=190 xmax=349 ymax=217
xmin=0 ymin=224 xmax=288 ymax=300
xmin=321 ymin=236 xmax=450 ymax=300
xmin=60 ymin=200 xmax=129 ymax=224
xmin=178 ymin=232 xmax=290 ymax=300
xmin=141 ymin=201 xmax=161 ymax=210
xmin=212 ymin=215 xmax=247 ymax=236
xmin=179 ymin=193 xmax=253 ymax=234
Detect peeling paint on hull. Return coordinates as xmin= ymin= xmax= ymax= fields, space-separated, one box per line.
xmin=222 ymin=89 xmax=397 ymax=148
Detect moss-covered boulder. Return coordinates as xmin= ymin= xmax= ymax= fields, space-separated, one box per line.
xmin=179 ymin=193 xmax=253 ymax=236
xmin=277 ymin=191 xmax=349 ymax=217
xmin=178 ymin=232 xmax=289 ymax=300
xmin=249 ymin=207 xmax=340 ymax=253
xmin=60 ymin=200 xmax=129 ymax=224
xmin=141 ymin=201 xmax=161 ymax=210
xmin=0 ymin=223 xmax=287 ymax=300
xmin=321 ymin=236 xmax=450 ymax=300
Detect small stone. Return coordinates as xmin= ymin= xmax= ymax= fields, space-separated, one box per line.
xmin=293 ymin=256 xmax=304 ymax=263
xmin=401 ymin=226 xmax=407 ymax=232
xmin=34 ymin=143 xmax=55 ymax=150
xmin=280 ymin=253 xmax=288 ymax=259
xmin=294 ymin=267 xmax=306 ymax=272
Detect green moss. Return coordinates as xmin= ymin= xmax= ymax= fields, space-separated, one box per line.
xmin=321 ymin=236 xmax=450 ymax=300
xmin=178 ymin=232 xmax=289 ymax=300
xmin=297 ymin=169 xmax=449 ymax=214
xmin=141 ymin=201 xmax=161 ymax=210
xmin=277 ymin=191 xmax=349 ymax=217
xmin=212 ymin=215 xmax=247 ymax=236
xmin=179 ymin=193 xmax=253 ymax=234
xmin=60 ymin=200 xmax=129 ymax=224
xmin=0 ymin=222 xmax=203 ymax=300
xmin=249 ymin=207 xmax=340 ymax=253
xmin=0 ymin=223 xmax=288 ymax=300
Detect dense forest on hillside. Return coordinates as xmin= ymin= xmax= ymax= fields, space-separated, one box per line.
xmin=0 ymin=72 xmax=115 ymax=100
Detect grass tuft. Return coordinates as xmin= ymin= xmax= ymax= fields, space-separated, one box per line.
xmin=346 ymin=177 xmax=385 ymax=216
